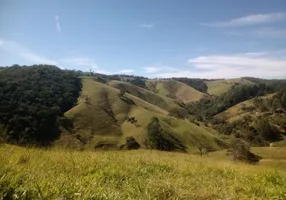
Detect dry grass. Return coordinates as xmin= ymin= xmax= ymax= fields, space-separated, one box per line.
xmin=1 ymin=144 xmax=286 ymax=199
xmin=146 ymin=80 xmax=207 ymax=103
xmin=205 ymin=78 xmax=254 ymax=96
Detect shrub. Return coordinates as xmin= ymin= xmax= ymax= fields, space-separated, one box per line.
xmin=125 ymin=136 xmax=141 ymax=150
xmin=146 ymin=117 xmax=185 ymax=151
xmin=168 ymin=107 xmax=188 ymax=119
xmin=229 ymin=138 xmax=261 ymax=163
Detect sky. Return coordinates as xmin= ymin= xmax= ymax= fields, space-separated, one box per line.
xmin=0 ymin=0 xmax=286 ymax=78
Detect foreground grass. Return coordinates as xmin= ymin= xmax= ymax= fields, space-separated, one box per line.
xmin=1 ymin=145 xmax=286 ymax=199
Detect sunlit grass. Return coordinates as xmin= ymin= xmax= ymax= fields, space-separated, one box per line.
xmin=1 ymin=144 xmax=286 ymax=199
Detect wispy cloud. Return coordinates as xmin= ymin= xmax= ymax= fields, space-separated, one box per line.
xmin=60 ymin=57 xmax=98 ymax=70
xmin=55 ymin=15 xmax=61 ymax=33
xmin=0 ymin=39 xmax=58 ymax=65
xmin=255 ymin=27 xmax=286 ymax=38
xmin=140 ymin=23 xmax=154 ymax=28
xmin=204 ymin=12 xmax=286 ymax=27
xmin=116 ymin=69 xmax=134 ymax=74
xmin=144 ymin=65 xmax=177 ymax=73
xmin=150 ymin=52 xmax=286 ymax=79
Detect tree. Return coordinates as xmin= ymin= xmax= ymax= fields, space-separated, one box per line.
xmin=184 ymin=131 xmax=207 ymax=157
xmin=229 ymin=138 xmax=261 ymax=163
xmin=118 ymin=88 xmax=126 ymax=98
xmin=254 ymin=118 xmax=281 ymax=142
xmin=146 ymin=117 xmax=179 ymax=151
xmin=125 ymin=136 xmax=141 ymax=150
xmin=168 ymin=107 xmax=188 ymax=119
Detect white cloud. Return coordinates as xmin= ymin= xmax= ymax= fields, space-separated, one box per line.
xmin=0 ymin=39 xmax=58 ymax=65
xmin=116 ymin=69 xmax=134 ymax=74
xmin=151 ymin=53 xmax=286 ymax=79
xmin=60 ymin=57 xmax=98 ymax=70
xmin=55 ymin=15 xmax=61 ymax=33
xmin=145 ymin=67 xmax=161 ymax=73
xmin=140 ymin=23 xmax=154 ymax=28
xmin=144 ymin=65 xmax=177 ymax=73
xmin=204 ymin=12 xmax=286 ymax=27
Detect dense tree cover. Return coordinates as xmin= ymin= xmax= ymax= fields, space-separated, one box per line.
xmin=212 ymin=116 xmax=282 ymax=146
xmin=172 ymin=78 xmax=208 ymax=92
xmin=146 ymin=117 xmax=186 ymax=151
xmin=253 ymin=89 xmax=286 ymax=112
xmin=129 ymin=77 xmax=147 ymax=89
xmin=0 ymin=65 xmax=81 ymax=145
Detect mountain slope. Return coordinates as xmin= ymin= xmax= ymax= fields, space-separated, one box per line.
xmin=58 ymin=77 xmax=225 ymax=151
xmin=205 ymin=78 xmax=254 ymax=96
xmin=108 ymin=80 xmax=181 ymax=111
xmin=146 ymin=79 xmax=209 ymax=103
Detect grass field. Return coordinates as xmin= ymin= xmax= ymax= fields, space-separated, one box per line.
xmin=1 ymin=144 xmax=286 ymax=200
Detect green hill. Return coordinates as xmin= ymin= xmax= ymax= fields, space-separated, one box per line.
xmin=108 ymin=80 xmax=181 ymax=111
xmin=146 ymin=79 xmax=209 ymax=103
xmin=57 ymin=77 xmax=225 ymax=152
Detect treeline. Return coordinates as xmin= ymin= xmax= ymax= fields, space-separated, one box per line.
xmin=188 ymin=82 xmax=285 ymax=120
xmin=172 ymin=78 xmax=208 ymax=92
xmin=0 ymin=65 xmax=81 ymax=145
xmin=253 ymin=90 xmax=286 ymax=112
xmin=212 ymin=117 xmax=282 ymax=146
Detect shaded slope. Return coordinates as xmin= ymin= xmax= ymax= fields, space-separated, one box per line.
xmin=205 ymin=78 xmax=254 ymax=96
xmin=108 ymin=80 xmax=180 ymax=111
xmin=146 ymin=79 xmax=209 ymax=103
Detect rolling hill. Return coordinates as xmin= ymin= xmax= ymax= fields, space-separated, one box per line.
xmin=146 ymin=79 xmax=209 ymax=103
xmin=57 ymin=76 xmax=226 ymax=152
xmin=1 ymin=65 xmax=285 ymax=153
xmin=205 ymin=78 xmax=254 ymax=96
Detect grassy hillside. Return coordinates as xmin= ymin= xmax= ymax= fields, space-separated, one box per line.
xmin=205 ymin=78 xmax=254 ymax=96
xmin=215 ymin=93 xmax=276 ymax=122
xmin=108 ymin=80 xmax=180 ymax=111
xmin=58 ymin=77 xmax=224 ymax=151
xmin=146 ymin=79 xmax=208 ymax=103
xmin=1 ymin=144 xmax=286 ymax=200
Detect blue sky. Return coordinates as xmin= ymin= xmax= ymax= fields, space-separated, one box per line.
xmin=0 ymin=0 xmax=286 ymax=78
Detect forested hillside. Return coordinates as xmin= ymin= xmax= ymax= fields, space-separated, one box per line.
xmin=0 ymin=65 xmax=81 ymax=145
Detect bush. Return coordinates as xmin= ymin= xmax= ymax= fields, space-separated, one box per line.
xmin=229 ymin=138 xmax=261 ymax=163
xmin=125 ymin=136 xmax=141 ymax=150
xmin=146 ymin=117 xmax=186 ymax=151
xmin=168 ymin=107 xmax=188 ymax=119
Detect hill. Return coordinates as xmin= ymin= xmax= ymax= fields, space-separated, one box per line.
xmin=58 ymin=76 xmax=225 ymax=152
xmin=205 ymin=78 xmax=254 ymax=96
xmin=0 ymin=65 xmax=285 ymax=154
xmin=108 ymin=79 xmax=180 ymax=111
xmin=146 ymin=79 xmax=209 ymax=103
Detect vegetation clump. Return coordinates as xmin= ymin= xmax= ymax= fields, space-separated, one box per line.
xmin=146 ymin=117 xmax=186 ymax=151
xmin=125 ymin=136 xmax=141 ymax=150
xmin=229 ymin=138 xmax=262 ymax=163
